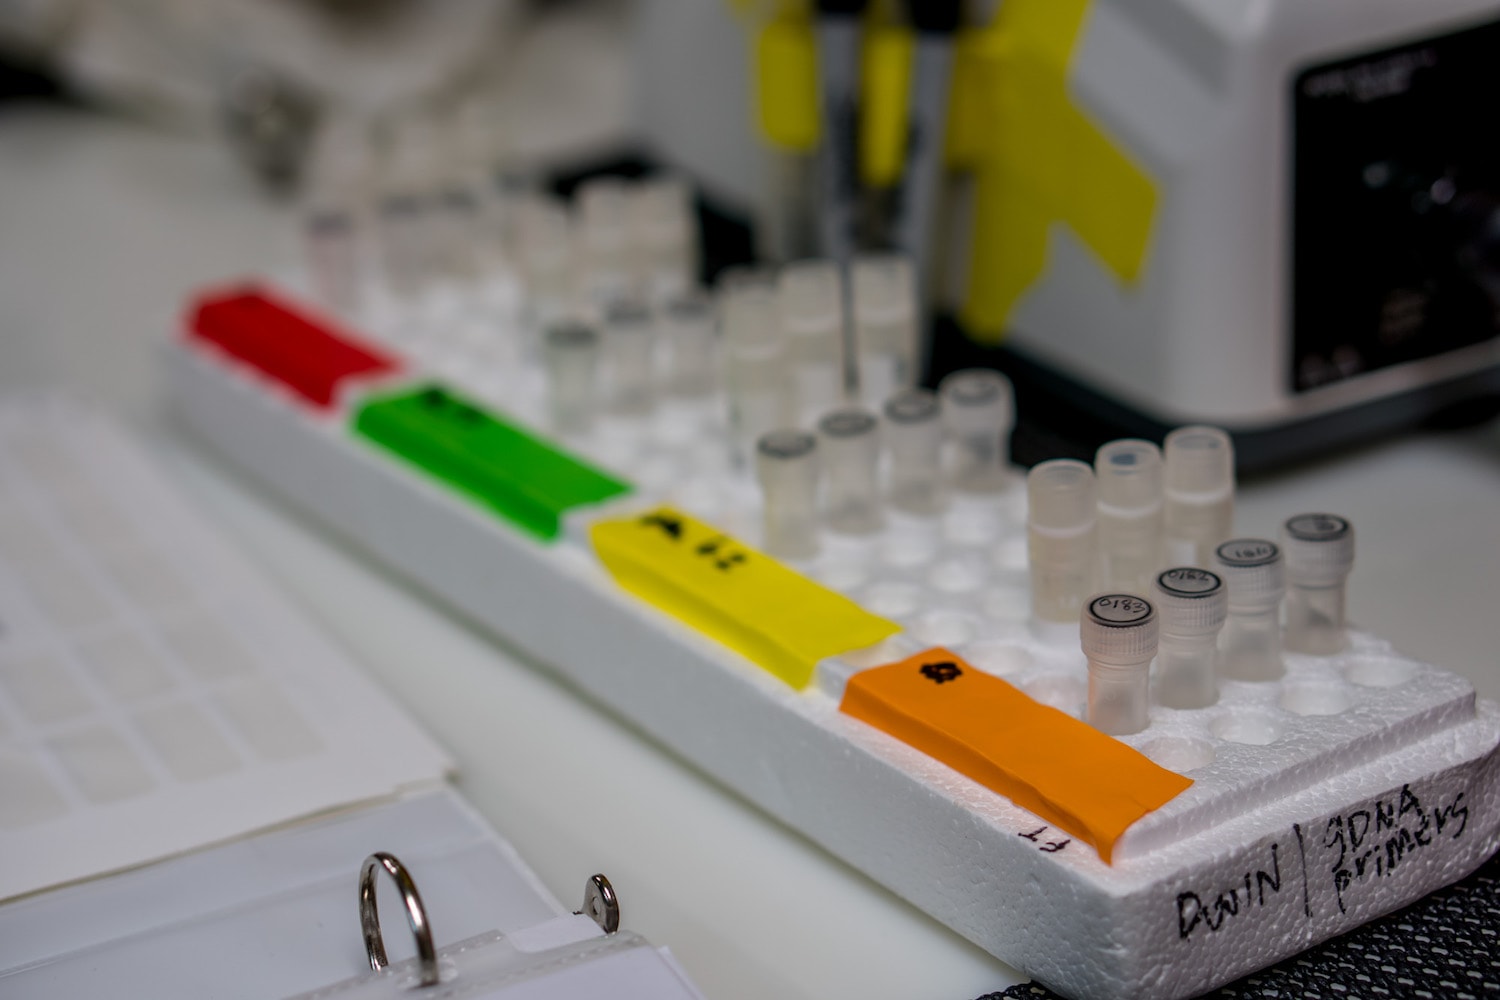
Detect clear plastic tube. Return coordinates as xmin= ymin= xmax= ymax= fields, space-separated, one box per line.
xmin=1082 ymin=594 xmax=1158 ymax=735
xmin=939 ymin=369 xmax=1014 ymax=495
xmin=756 ymin=430 xmax=820 ymax=560
xmin=851 ymin=254 xmax=919 ymax=408
xmin=818 ymin=409 xmax=883 ymax=534
xmin=543 ymin=322 xmax=600 ymax=435
xmin=721 ymin=267 xmax=796 ymax=468
xmin=1095 ymin=439 xmax=1165 ymax=594
xmin=601 ymin=300 xmax=654 ymax=416
xmin=576 ymin=176 xmax=634 ymax=313
xmin=1027 ymin=460 xmax=1098 ymax=624
xmin=1214 ymin=538 xmax=1285 ymax=682
xmin=883 ymin=389 xmax=943 ymax=516
xmin=303 ymin=117 xmax=369 ymax=313
xmin=660 ymin=293 xmax=717 ymax=399
xmin=1163 ymin=426 xmax=1235 ymax=567
xmin=779 ymin=259 xmax=846 ymax=423
xmin=375 ymin=114 xmax=441 ymax=298
xmin=516 ymin=195 xmax=573 ymax=350
xmin=1151 ymin=567 xmax=1226 ymax=709
xmin=630 ymin=175 xmax=697 ymax=304
xmin=1281 ymin=513 xmax=1355 ymax=655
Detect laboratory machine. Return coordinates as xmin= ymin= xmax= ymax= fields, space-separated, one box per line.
xmin=633 ymin=0 xmax=1500 ymax=468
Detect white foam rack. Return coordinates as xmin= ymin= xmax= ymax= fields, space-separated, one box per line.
xmin=166 ymin=287 xmax=1500 ymax=1000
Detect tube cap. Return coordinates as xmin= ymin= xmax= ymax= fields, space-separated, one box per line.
xmin=1027 ymin=459 xmax=1096 ymax=535
xmin=1081 ymin=594 xmax=1158 ymax=665
xmin=779 ymin=258 xmax=843 ymax=338
xmin=758 ymin=429 xmax=816 ymax=462
xmin=818 ymin=408 xmax=878 ymax=440
xmin=1281 ymin=513 xmax=1355 ymax=587
xmin=883 ymin=388 xmax=939 ymax=425
xmin=851 ymin=253 xmax=915 ymax=327
xmin=1152 ymin=567 xmax=1227 ymax=635
xmin=1164 ymin=426 xmax=1234 ymax=503
xmin=1214 ymin=538 xmax=1285 ymax=609
xmin=938 ymin=369 xmax=1013 ymax=431
xmin=1095 ymin=439 xmax=1163 ymax=516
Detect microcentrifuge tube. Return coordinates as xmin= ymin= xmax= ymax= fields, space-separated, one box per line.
xmin=1280 ymin=513 xmax=1355 ymax=655
xmin=1151 ymin=567 xmax=1227 ymax=709
xmin=660 ymin=293 xmax=717 ymax=399
xmin=602 ymin=300 xmax=654 ymax=416
xmin=940 ymin=369 xmax=1014 ymax=495
xmin=851 ymin=254 xmax=919 ymax=408
xmin=303 ymin=117 xmax=369 ymax=312
xmin=1163 ymin=426 xmax=1235 ymax=567
xmin=721 ymin=267 xmax=796 ymax=468
xmin=1095 ymin=439 xmax=1165 ymax=595
xmin=543 ymin=322 xmax=600 ymax=435
xmin=375 ymin=114 xmax=441 ymax=298
xmin=779 ymin=259 xmax=847 ymax=423
xmin=1214 ymin=538 xmax=1285 ymax=682
xmin=756 ymin=430 xmax=820 ymax=560
xmin=818 ymin=408 xmax=883 ymax=534
xmin=883 ymin=389 xmax=943 ymax=516
xmin=1082 ymin=594 xmax=1158 ymax=735
xmin=1028 ymin=460 xmax=1098 ymax=624
xmin=630 ymin=175 xmax=698 ymax=304
xmin=516 ymin=196 xmax=573 ymax=352
xmin=576 ymin=176 xmax=634 ymax=311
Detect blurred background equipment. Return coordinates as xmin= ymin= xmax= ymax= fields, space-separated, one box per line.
xmin=634 ymin=0 xmax=1500 ymax=471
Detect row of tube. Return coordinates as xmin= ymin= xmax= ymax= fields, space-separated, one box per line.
xmin=303 ymin=116 xmax=698 ymax=324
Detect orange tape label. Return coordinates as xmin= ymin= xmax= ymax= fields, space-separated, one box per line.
xmin=840 ymin=648 xmax=1190 ymax=863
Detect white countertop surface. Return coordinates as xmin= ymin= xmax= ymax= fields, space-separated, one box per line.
xmin=2 ymin=103 xmax=1498 ymax=1000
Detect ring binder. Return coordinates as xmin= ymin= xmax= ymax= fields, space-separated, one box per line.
xmin=359 ymin=852 xmax=439 ymax=987
xmin=577 ymin=874 xmax=620 ymax=933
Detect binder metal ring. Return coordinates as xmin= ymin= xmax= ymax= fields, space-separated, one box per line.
xmin=359 ymin=852 xmax=440 ymax=987
xmin=579 ymin=873 xmax=620 ymax=933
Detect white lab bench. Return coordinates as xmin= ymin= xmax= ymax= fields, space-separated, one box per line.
xmin=2 ymin=104 xmax=1498 ymax=1000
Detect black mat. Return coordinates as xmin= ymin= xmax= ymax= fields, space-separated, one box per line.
xmin=979 ymin=849 xmax=1500 ymax=1000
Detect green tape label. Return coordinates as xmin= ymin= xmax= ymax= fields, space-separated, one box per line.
xmin=353 ymin=385 xmax=631 ymax=540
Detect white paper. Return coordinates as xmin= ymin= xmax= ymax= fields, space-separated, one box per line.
xmin=0 ymin=399 xmax=452 ymax=900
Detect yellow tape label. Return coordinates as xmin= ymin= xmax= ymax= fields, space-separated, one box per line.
xmin=958 ymin=0 xmax=1158 ymax=340
xmin=756 ymin=15 xmax=820 ymax=152
xmin=591 ymin=506 xmax=900 ymax=689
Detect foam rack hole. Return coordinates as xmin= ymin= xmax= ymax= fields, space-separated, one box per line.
xmin=1346 ymin=656 xmax=1418 ymax=688
xmin=979 ymin=579 xmax=1031 ymax=623
xmin=1210 ymin=711 xmax=1284 ymax=746
xmin=880 ymin=534 xmax=936 ymax=569
xmin=911 ymin=610 xmax=977 ymax=647
xmin=1023 ymin=676 xmax=1085 ymax=718
xmin=1280 ymin=681 xmax=1354 ymax=717
xmin=992 ymin=535 xmax=1028 ymax=571
xmin=817 ymin=559 xmax=869 ymax=593
xmin=942 ymin=506 xmax=999 ymax=545
xmin=863 ymin=582 xmax=922 ymax=618
xmin=1139 ymin=736 xmax=1216 ymax=773
xmin=962 ymin=641 xmax=1033 ymax=677
xmin=927 ymin=557 xmax=986 ymax=594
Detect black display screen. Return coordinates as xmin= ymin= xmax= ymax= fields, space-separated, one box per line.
xmin=1291 ymin=18 xmax=1500 ymax=393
